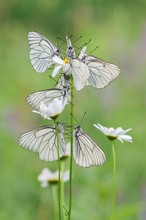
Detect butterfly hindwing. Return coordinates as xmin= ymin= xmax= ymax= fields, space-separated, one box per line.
xmin=18 ymin=124 xmax=66 ymax=161
xmin=73 ymin=126 xmax=106 ymax=167
xmin=79 ymin=46 xmax=120 ymax=89
xmin=70 ymin=59 xmax=89 ymax=91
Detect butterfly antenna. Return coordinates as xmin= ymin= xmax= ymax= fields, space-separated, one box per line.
xmin=80 ymin=111 xmax=87 ymax=127
xmin=89 ymin=45 xmax=99 ymax=55
xmin=72 ymin=35 xmax=83 ymax=46
xmin=70 ymin=113 xmax=79 ymax=125
xmin=56 ymin=36 xmax=67 ymax=54
xmin=49 ymin=75 xmax=58 ymax=83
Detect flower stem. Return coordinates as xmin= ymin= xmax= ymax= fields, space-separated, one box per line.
xmin=111 ymin=142 xmax=116 ymax=220
xmin=68 ymin=76 xmax=74 ymax=220
xmin=54 ymin=120 xmax=62 ymax=220
xmin=61 ymin=161 xmax=66 ymax=220
xmin=52 ymin=186 xmax=58 ymax=220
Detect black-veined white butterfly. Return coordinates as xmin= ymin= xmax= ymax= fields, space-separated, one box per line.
xmin=63 ymin=36 xmax=90 ymax=91
xmin=55 ymin=73 xmax=71 ymax=90
xmin=66 ymin=35 xmax=75 ymax=58
xmin=73 ymin=125 xmax=106 ymax=167
xmin=79 ymin=46 xmax=120 ymax=89
xmin=28 ymin=32 xmax=61 ymax=73
xmin=18 ymin=123 xmax=66 ymax=161
xmin=27 ymin=73 xmax=71 ymax=111
xmin=27 ymin=87 xmax=70 ymax=112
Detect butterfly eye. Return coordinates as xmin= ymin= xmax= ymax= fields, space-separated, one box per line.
xmin=56 ymin=48 xmax=60 ymax=53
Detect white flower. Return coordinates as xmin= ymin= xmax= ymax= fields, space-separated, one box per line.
xmin=61 ymin=142 xmax=71 ymax=160
xmin=52 ymin=56 xmax=70 ymax=77
xmin=93 ymin=123 xmax=132 ymax=143
xmin=33 ymin=97 xmax=66 ymax=120
xmin=52 ymin=55 xmax=90 ymax=91
xmin=38 ymin=168 xmax=70 ymax=187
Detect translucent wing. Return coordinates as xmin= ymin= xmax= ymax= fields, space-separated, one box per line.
xmin=28 ymin=31 xmax=60 ymax=73
xmin=70 ymin=59 xmax=89 ymax=91
xmin=27 ymin=88 xmax=69 ymax=111
xmin=55 ymin=73 xmax=71 ymax=90
xmin=79 ymin=46 xmax=120 ymax=89
xmin=73 ymin=126 xmax=106 ymax=167
xmin=18 ymin=124 xmax=66 ymax=161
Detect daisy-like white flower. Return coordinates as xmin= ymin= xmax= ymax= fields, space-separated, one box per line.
xmin=33 ymin=97 xmax=67 ymax=120
xmin=93 ymin=123 xmax=132 ymax=143
xmin=38 ymin=168 xmax=69 ymax=187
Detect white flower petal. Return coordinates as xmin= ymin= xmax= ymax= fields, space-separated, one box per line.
xmin=53 ymin=56 xmax=65 ymax=65
xmin=63 ymin=170 xmax=70 ymax=182
xmin=93 ymin=123 xmax=132 ymax=143
xmin=52 ymin=65 xmax=62 ymax=77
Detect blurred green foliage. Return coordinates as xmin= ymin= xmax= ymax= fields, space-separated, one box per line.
xmin=1 ymin=0 xmax=146 ymax=219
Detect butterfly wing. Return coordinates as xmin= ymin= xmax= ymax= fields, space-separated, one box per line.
xmin=18 ymin=125 xmax=66 ymax=161
xmin=28 ymin=32 xmax=60 ymax=73
xmin=70 ymin=59 xmax=89 ymax=91
xmin=85 ymin=56 xmax=120 ymax=88
xmin=73 ymin=126 xmax=106 ymax=167
xmin=27 ymin=89 xmax=66 ymax=111
xmin=55 ymin=74 xmax=71 ymax=90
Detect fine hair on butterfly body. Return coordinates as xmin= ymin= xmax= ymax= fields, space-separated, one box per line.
xmin=18 ymin=123 xmax=66 ymax=161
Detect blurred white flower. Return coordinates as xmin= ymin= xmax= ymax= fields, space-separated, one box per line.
xmin=38 ymin=168 xmax=70 ymax=187
xmin=93 ymin=123 xmax=132 ymax=143
xmin=33 ymin=97 xmax=67 ymax=120
xmin=61 ymin=142 xmax=71 ymax=160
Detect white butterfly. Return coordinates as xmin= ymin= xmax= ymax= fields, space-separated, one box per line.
xmin=66 ymin=35 xmax=75 ymax=58
xmin=27 ymin=87 xmax=70 ymax=112
xmin=69 ymin=59 xmax=90 ymax=91
xmin=18 ymin=123 xmax=66 ymax=161
xmin=79 ymin=46 xmax=120 ymax=89
xmin=55 ymin=73 xmax=71 ymax=90
xmin=28 ymin=31 xmax=61 ymax=73
xmin=73 ymin=126 xmax=106 ymax=167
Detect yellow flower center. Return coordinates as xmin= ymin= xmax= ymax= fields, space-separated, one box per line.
xmin=64 ymin=58 xmax=69 ymax=64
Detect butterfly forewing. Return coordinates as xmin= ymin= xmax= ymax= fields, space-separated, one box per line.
xmin=18 ymin=124 xmax=66 ymax=161
xmin=28 ymin=32 xmax=60 ymax=73
xmin=73 ymin=126 xmax=106 ymax=167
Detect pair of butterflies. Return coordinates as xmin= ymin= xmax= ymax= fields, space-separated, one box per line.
xmin=18 ymin=122 xmax=106 ymax=168
xmin=28 ymin=31 xmax=120 ymax=91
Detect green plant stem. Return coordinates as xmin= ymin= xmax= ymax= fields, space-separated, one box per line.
xmin=54 ymin=120 xmax=62 ymax=220
xmin=61 ymin=161 xmax=65 ymax=220
xmin=68 ymin=76 xmax=74 ymax=220
xmin=52 ymin=186 xmax=58 ymax=220
xmin=111 ymin=142 xmax=116 ymax=220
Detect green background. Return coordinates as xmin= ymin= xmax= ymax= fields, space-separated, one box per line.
xmin=1 ymin=0 xmax=146 ymax=219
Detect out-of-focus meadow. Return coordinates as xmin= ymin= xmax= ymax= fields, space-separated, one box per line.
xmin=1 ymin=0 xmax=146 ymax=219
